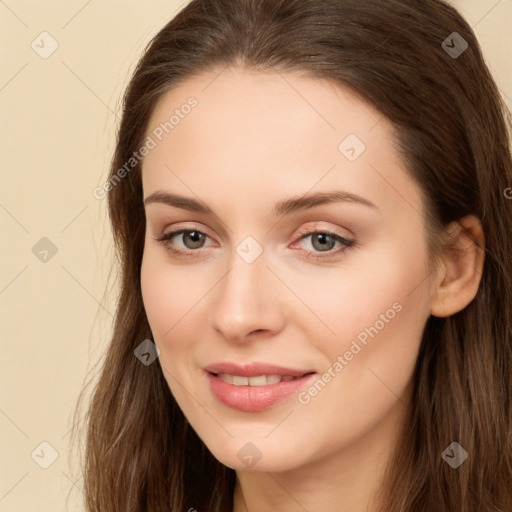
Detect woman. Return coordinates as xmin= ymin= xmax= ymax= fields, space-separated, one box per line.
xmin=73 ymin=0 xmax=512 ymax=510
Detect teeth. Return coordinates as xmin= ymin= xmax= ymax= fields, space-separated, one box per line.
xmin=217 ymin=373 xmax=297 ymax=386
xmin=232 ymin=375 xmax=249 ymax=385
xmin=220 ymin=373 xmax=233 ymax=384
xmin=248 ymin=375 xmax=267 ymax=386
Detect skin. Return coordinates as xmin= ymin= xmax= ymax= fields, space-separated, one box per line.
xmin=140 ymin=67 xmax=485 ymax=512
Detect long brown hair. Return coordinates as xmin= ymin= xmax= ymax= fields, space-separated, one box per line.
xmin=71 ymin=1 xmax=512 ymax=510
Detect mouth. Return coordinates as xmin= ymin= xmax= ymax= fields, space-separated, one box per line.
xmin=204 ymin=363 xmax=317 ymax=412
xmin=212 ymin=372 xmax=309 ymax=385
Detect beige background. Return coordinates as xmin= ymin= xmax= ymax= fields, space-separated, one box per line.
xmin=0 ymin=1 xmax=510 ymax=510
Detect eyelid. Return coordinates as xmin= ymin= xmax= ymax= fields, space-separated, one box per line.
xmin=293 ymin=222 xmax=354 ymax=242
xmin=156 ymin=222 xmax=215 ymax=241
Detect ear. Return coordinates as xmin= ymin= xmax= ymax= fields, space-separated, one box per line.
xmin=430 ymin=215 xmax=485 ymax=318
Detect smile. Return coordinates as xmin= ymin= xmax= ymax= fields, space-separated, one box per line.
xmin=216 ymin=373 xmax=299 ymax=385
xmin=204 ymin=362 xmax=317 ymax=412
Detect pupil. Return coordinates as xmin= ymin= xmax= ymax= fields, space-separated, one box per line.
xmin=185 ymin=231 xmax=204 ymax=248
xmin=313 ymin=233 xmax=334 ymax=251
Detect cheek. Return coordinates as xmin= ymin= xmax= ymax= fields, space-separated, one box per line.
xmin=329 ymin=267 xmax=428 ymax=403
xmin=291 ymin=236 xmax=430 ymax=401
xmin=141 ymin=258 xmax=176 ymax=337
xmin=140 ymin=251 xmax=204 ymax=353
xmin=286 ymin=239 xmax=430 ymax=349
xmin=140 ymin=252 xmax=206 ymax=407
xmin=288 ymin=281 xmax=427 ymax=461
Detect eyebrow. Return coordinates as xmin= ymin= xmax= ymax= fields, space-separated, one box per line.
xmin=143 ymin=190 xmax=378 ymax=216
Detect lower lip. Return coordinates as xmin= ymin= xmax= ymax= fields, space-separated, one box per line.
xmin=206 ymin=372 xmax=316 ymax=412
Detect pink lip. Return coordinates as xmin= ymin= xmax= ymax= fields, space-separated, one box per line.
xmin=204 ymin=362 xmax=317 ymax=412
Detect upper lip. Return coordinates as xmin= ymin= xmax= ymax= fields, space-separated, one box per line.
xmin=204 ymin=362 xmax=316 ymax=377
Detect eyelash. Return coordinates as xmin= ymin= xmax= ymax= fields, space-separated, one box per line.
xmin=154 ymin=226 xmax=356 ymax=261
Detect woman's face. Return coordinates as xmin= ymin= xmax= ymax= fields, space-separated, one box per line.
xmin=140 ymin=67 xmax=434 ymax=472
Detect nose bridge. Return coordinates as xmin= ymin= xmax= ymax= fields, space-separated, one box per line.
xmin=210 ymin=242 xmax=282 ymax=340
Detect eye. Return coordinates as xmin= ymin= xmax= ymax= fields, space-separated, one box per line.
xmin=293 ymin=230 xmax=355 ymax=260
xmin=153 ymin=225 xmax=355 ymax=261
xmin=173 ymin=230 xmax=207 ymax=249
xmin=154 ymin=227 xmax=214 ymax=257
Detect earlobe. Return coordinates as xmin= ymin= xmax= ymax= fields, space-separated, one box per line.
xmin=430 ymin=215 xmax=485 ymax=318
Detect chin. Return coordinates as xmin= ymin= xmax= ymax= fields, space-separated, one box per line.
xmin=203 ymin=435 xmax=309 ymax=473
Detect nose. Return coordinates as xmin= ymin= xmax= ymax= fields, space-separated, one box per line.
xmin=210 ymin=250 xmax=285 ymax=343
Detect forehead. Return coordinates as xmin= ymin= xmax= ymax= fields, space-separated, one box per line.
xmin=145 ymin=66 xmax=383 ymax=150
xmin=141 ymin=66 xmax=423 ymax=223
